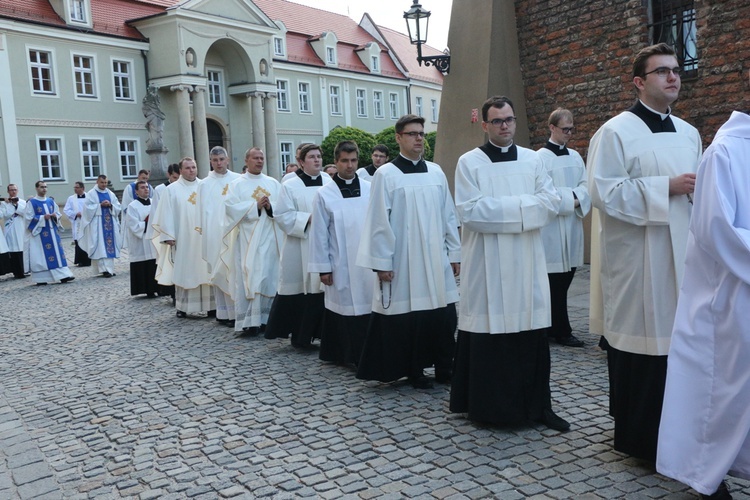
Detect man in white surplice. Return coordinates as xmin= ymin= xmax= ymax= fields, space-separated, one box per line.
xmin=588 ymin=43 xmax=702 ymax=461
xmin=63 ymin=181 xmax=91 ymax=267
xmin=656 ymin=109 xmax=750 ymax=500
xmin=125 ymin=180 xmax=158 ymax=298
xmin=78 ymin=174 xmax=122 ymax=277
xmin=355 ymin=115 xmax=460 ymax=389
xmin=221 ymin=147 xmax=283 ymax=335
xmin=449 ymin=96 xmax=565 ymax=431
xmin=152 ymin=157 xmax=214 ymax=318
xmin=538 ymin=108 xmax=591 ymax=348
xmin=120 ymin=169 xmax=153 ymax=250
xmin=0 ymin=184 xmax=28 ymax=278
xmin=309 ymin=141 xmax=374 ymax=366
xmin=264 ymin=144 xmax=331 ymax=348
xmin=198 ymin=146 xmax=240 ymax=326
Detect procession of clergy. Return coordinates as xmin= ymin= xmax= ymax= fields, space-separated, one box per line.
xmin=3 ymin=42 xmax=748 ymax=499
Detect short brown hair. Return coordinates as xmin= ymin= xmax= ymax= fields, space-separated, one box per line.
xmin=548 ymin=108 xmax=574 ymax=127
xmin=633 ymin=43 xmax=677 ymax=78
xmin=179 ymin=157 xmax=195 ymax=170
xmin=395 ymin=114 xmax=425 ymax=134
xmin=299 ymin=144 xmax=322 ymax=162
xmin=334 ymin=141 xmax=359 ymax=162
xmin=481 ymin=96 xmax=515 ymax=122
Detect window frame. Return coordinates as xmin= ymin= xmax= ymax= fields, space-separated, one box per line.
xmin=389 ymin=92 xmax=399 ymax=120
xmin=649 ymin=0 xmax=698 ymax=77
xmin=297 ymin=81 xmax=312 ymax=114
xmin=355 ymin=88 xmax=368 ymax=118
xmin=273 ymin=37 xmax=286 ymax=57
xmin=80 ymin=137 xmax=105 ymax=180
xmin=27 ymin=47 xmax=57 ymax=97
xmin=118 ymin=138 xmax=140 ymax=180
xmin=276 ymin=79 xmax=290 ymax=112
xmin=373 ymin=90 xmax=384 ymax=119
xmin=70 ymin=0 xmax=87 ymax=23
xmin=371 ymin=55 xmax=380 ymax=73
xmin=415 ymin=96 xmax=423 ymax=118
xmin=72 ymin=52 xmax=99 ymax=100
xmin=326 ymin=46 xmax=336 ymax=65
xmin=329 ymin=84 xmax=342 ymax=116
xmin=111 ymin=58 xmax=135 ymax=103
xmin=280 ymin=141 xmax=294 ymax=169
xmin=37 ymin=135 xmax=66 ymax=181
xmin=207 ymin=68 xmax=225 ymax=107
xmin=431 ymin=98 xmax=439 ymax=123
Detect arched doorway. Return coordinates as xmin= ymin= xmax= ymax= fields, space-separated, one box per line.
xmin=207 ymin=119 xmax=224 ymax=151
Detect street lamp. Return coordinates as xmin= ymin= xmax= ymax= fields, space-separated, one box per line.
xmin=403 ymin=0 xmax=450 ymax=74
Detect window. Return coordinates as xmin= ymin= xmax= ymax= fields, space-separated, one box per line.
xmin=431 ymin=98 xmax=439 ymax=123
xmin=415 ymin=96 xmax=423 ymax=117
xmin=329 ymin=85 xmax=341 ymax=115
xmin=207 ymin=70 xmax=224 ymax=106
xmin=371 ymin=55 xmax=380 ymax=72
xmin=112 ymin=60 xmax=133 ymax=101
xmin=326 ymin=46 xmax=336 ymax=65
xmin=280 ymin=142 xmax=293 ymax=168
xmin=356 ymin=89 xmax=367 ymax=117
xmin=273 ymin=37 xmax=285 ymax=57
xmin=70 ymin=0 xmax=86 ymax=22
xmin=276 ymin=80 xmax=290 ymax=112
xmin=650 ymin=0 xmax=698 ymax=76
xmin=38 ymin=137 xmax=64 ymax=180
xmin=373 ymin=91 xmax=384 ymax=119
xmin=80 ymin=139 xmax=103 ymax=179
xmin=73 ymin=54 xmax=96 ymax=98
xmin=389 ymin=92 xmax=399 ymax=119
xmin=29 ymin=49 xmax=55 ymax=95
xmin=298 ymin=82 xmax=311 ymax=113
xmin=119 ymin=140 xmax=138 ymax=178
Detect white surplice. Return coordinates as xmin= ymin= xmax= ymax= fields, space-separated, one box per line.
xmin=656 ymin=111 xmax=750 ymax=494
xmin=125 ymin=200 xmax=156 ymax=263
xmin=308 ymin=177 xmax=374 ymax=316
xmin=274 ymin=173 xmax=331 ymax=295
xmin=455 ymin=145 xmax=561 ymax=334
xmin=221 ymin=173 xmax=284 ymax=329
xmin=537 ymin=145 xmax=591 ymax=273
xmin=356 ymin=160 xmax=461 ymax=315
xmin=588 ymin=111 xmax=702 ymax=355
xmin=0 ymin=199 xmax=28 ymax=264
xmin=62 ymin=194 xmax=85 ymax=240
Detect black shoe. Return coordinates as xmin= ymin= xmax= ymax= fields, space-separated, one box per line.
xmin=146 ymin=293 xmax=157 ymax=298
xmin=555 ymin=335 xmax=585 ymax=348
xmin=60 ymin=276 xmax=75 ymax=283
xmin=207 ymin=310 xmax=217 ymax=318
xmin=102 ymin=272 xmax=113 ymax=278
xmin=240 ymin=327 xmax=260 ymax=337
xmin=536 ymin=409 xmax=570 ymax=432
xmin=176 ymin=311 xmax=187 ymax=318
xmin=36 ymin=282 xmax=48 ymax=286
xmin=409 ymin=375 xmax=434 ymax=389
xmin=700 ymin=481 xmax=732 ymax=500
xmin=292 ymin=342 xmax=318 ymax=351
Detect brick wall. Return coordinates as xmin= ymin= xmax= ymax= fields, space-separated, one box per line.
xmin=515 ymin=0 xmax=750 ymax=155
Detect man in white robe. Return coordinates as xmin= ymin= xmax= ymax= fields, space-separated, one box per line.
xmin=120 ymin=169 xmax=153 ymax=250
xmin=63 ymin=182 xmax=90 ymax=267
xmin=450 ymin=96 xmax=565 ymax=430
xmin=24 ymin=180 xmax=74 ymax=284
xmin=221 ymin=147 xmax=284 ymax=335
xmin=198 ymin=146 xmax=240 ymax=326
xmin=79 ymin=175 xmax=122 ymax=277
xmin=265 ymin=144 xmax=331 ymax=348
xmin=152 ymin=157 xmax=214 ymax=318
xmin=0 ymin=184 xmax=28 ymax=278
xmin=356 ymin=115 xmax=461 ymax=389
xmin=125 ymin=180 xmax=158 ymax=298
xmin=309 ymin=141 xmax=374 ymax=366
xmin=656 ymin=109 xmax=750 ymax=500
xmin=355 ymin=144 xmax=389 ymax=182
xmin=588 ymin=43 xmax=702 ymax=461
xmin=538 ymin=108 xmax=591 ymax=347
xmin=151 ymin=163 xmax=179 ymax=299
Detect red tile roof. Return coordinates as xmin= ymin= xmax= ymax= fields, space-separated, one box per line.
xmin=377 ymin=25 xmax=444 ymax=85
xmin=0 ymin=0 xmax=163 ymax=40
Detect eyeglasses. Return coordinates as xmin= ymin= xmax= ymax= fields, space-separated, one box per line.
xmin=643 ymin=66 xmax=682 ymax=78
xmin=486 ymin=117 xmax=517 ymax=127
xmin=399 ymin=131 xmax=425 ymax=138
xmin=553 ymin=124 xmax=576 ymax=134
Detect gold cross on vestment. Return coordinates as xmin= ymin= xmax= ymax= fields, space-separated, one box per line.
xmin=187 ymin=192 xmax=197 ymax=205
xmin=222 ymin=184 xmax=229 ymax=196
xmin=251 ymin=186 xmax=270 ymax=201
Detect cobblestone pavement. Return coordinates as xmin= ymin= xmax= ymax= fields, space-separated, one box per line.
xmin=1 ymin=240 xmax=748 ymax=499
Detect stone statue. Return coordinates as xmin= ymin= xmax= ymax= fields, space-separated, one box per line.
xmin=142 ymin=85 xmax=165 ymax=151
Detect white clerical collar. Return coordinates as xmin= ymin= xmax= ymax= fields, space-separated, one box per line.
xmin=399 ymin=153 xmax=422 ymax=165
xmin=336 ymin=174 xmax=355 ymax=184
xmin=180 ymin=176 xmax=197 ymax=184
xmin=549 ymin=139 xmax=566 ymax=149
xmin=488 ymin=140 xmax=513 ymax=152
xmin=304 ymin=172 xmax=320 ymax=180
xmin=639 ymin=100 xmax=671 ymax=120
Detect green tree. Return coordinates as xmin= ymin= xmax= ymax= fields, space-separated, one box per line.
xmin=424 ymin=131 xmax=437 ymax=162
xmin=320 ymin=126 xmax=375 ymax=166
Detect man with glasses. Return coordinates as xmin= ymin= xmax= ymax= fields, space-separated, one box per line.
xmin=356 ymin=144 xmax=389 ymax=182
xmin=24 ymin=181 xmax=75 ymax=284
xmin=538 ymin=108 xmax=591 ymax=348
xmin=588 ymin=43 xmax=702 ymax=461
xmin=356 ymin=114 xmax=461 ymax=389
xmin=450 ymin=96 xmax=565 ymax=430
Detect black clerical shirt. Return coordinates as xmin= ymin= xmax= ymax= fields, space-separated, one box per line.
xmin=627 ymin=101 xmax=676 ymax=133
xmin=479 ymin=142 xmax=518 ymax=163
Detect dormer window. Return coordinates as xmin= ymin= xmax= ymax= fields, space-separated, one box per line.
xmin=326 ymin=46 xmax=336 ymax=65
xmin=70 ymin=0 xmax=87 ymax=23
xmin=273 ymin=37 xmax=286 ymax=57
xmin=371 ymin=55 xmax=380 ymax=73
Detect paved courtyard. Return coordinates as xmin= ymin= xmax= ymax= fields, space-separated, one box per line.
xmin=1 ymin=238 xmax=748 ymax=499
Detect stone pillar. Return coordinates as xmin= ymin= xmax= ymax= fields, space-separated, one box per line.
xmin=250 ymin=92 xmax=266 ymax=155
xmin=171 ymin=85 xmax=194 ymax=160
xmin=192 ymin=86 xmax=210 ymax=177
xmin=263 ymin=92 xmax=280 ymax=179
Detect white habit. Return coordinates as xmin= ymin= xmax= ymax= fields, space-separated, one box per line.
xmin=656 ymin=111 xmax=750 ymax=494
xmin=152 ymin=176 xmax=214 ymax=313
xmin=221 ymin=172 xmax=284 ymax=330
xmin=79 ymin=187 xmax=122 ymax=275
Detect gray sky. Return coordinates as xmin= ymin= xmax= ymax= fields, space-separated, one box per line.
xmin=289 ymin=0 xmax=452 ymax=50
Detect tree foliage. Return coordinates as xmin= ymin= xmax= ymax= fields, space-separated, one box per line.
xmin=424 ymin=131 xmax=437 ymax=162
xmin=321 ymin=126 xmax=376 ymax=166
